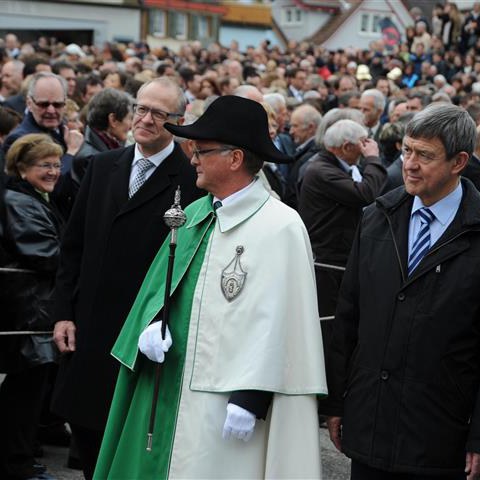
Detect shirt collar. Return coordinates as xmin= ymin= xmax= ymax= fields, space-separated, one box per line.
xmin=336 ymin=157 xmax=352 ymax=173
xmin=133 ymin=140 xmax=174 ymax=167
xmin=297 ymin=136 xmax=315 ymax=151
xmin=214 ymin=177 xmax=270 ymax=233
xmin=411 ymin=181 xmax=463 ymax=226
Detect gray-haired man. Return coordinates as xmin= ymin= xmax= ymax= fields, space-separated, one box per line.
xmin=324 ymin=103 xmax=480 ymax=479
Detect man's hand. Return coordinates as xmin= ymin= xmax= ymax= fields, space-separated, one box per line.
xmin=53 ymin=320 xmax=76 ymax=353
xmin=138 ymin=321 xmax=172 ymax=363
xmin=222 ymin=403 xmax=256 ymax=442
xmin=326 ymin=416 xmax=342 ymax=452
xmin=465 ymin=451 xmax=480 ymax=479
xmin=359 ymin=137 xmax=379 ymax=158
xmin=64 ymin=127 xmax=84 ymax=155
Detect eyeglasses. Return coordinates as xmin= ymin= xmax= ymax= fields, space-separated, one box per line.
xmin=33 ymin=163 xmax=62 ymax=171
xmin=30 ymin=98 xmax=66 ymax=109
xmin=133 ymin=104 xmax=182 ymax=122
xmin=191 ymin=147 xmax=233 ymax=159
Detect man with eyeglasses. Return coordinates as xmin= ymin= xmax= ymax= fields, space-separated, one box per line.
xmin=3 ymin=72 xmax=83 ymax=175
xmin=51 ymin=77 xmax=202 ymax=480
xmin=323 ymin=104 xmax=480 ymax=479
xmin=93 ymin=95 xmax=327 ymax=479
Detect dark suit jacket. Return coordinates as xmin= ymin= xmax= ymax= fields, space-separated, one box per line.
xmin=284 ymin=138 xmax=319 ymax=209
xmin=381 ymin=155 xmax=404 ymax=194
xmin=51 ymin=143 xmax=204 ymax=431
xmin=462 ymin=154 xmax=480 ymax=191
xmin=299 ymin=149 xmax=387 ymax=266
xmin=3 ymin=94 xmax=26 ymax=116
xmin=3 ymin=112 xmax=74 ymax=174
xmin=299 ymin=149 xmax=386 ymax=317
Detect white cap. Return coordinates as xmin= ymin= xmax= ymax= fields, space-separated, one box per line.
xmin=65 ymin=43 xmax=86 ymax=58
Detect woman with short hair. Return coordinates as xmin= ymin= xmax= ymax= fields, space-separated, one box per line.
xmin=0 ymin=133 xmax=65 ymax=480
xmin=72 ymin=87 xmax=133 ymax=185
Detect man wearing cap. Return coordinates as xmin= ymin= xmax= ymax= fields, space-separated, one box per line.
xmin=93 ymin=95 xmax=327 ymax=479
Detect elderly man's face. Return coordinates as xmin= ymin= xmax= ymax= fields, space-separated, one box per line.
xmin=1 ymin=62 xmax=23 ymax=96
xmin=190 ymin=140 xmax=235 ymax=198
xmin=27 ymin=77 xmax=66 ymax=130
xmin=360 ymin=95 xmax=381 ymax=127
xmin=290 ymin=110 xmax=313 ymax=144
xmin=402 ymin=136 xmax=466 ymax=206
xmin=390 ymin=102 xmax=408 ymax=122
xmin=338 ymin=77 xmax=357 ymax=94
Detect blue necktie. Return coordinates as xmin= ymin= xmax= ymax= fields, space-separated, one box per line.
xmin=213 ymin=200 xmax=222 ymax=211
xmin=408 ymin=207 xmax=435 ymax=276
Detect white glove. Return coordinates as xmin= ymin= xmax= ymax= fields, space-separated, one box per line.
xmin=222 ymin=403 xmax=256 ymax=442
xmin=138 ymin=321 xmax=172 ymax=363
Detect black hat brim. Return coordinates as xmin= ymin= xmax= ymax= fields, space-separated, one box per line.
xmin=164 ymin=96 xmax=294 ymax=164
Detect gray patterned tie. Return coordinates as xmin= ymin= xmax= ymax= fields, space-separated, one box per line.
xmin=129 ymin=158 xmax=154 ymax=198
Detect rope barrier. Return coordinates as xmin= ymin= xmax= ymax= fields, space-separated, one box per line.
xmin=0 ymin=331 xmax=53 ymax=336
xmin=314 ymin=262 xmax=346 ymax=272
xmin=0 ymin=267 xmax=36 ymax=274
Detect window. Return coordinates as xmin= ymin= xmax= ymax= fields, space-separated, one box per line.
xmin=173 ymin=12 xmax=187 ymax=40
xmin=282 ymin=7 xmax=303 ymax=26
xmin=149 ymin=10 xmax=166 ymax=37
xmin=360 ymin=14 xmax=369 ymax=32
xmin=360 ymin=13 xmax=390 ymax=34
xmin=198 ymin=16 xmax=210 ymax=39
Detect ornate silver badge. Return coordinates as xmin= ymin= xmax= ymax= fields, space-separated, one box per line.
xmin=221 ymin=246 xmax=247 ymax=301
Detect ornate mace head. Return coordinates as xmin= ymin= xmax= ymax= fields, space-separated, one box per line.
xmin=164 ymin=186 xmax=187 ymax=230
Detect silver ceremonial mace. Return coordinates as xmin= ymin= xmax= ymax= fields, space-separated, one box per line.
xmin=146 ymin=186 xmax=187 ymax=451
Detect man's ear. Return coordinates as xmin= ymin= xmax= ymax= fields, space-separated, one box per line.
xmin=452 ymin=151 xmax=470 ymax=174
xmin=177 ymin=116 xmax=185 ymax=126
xmin=230 ymin=148 xmax=244 ymax=171
xmin=26 ymin=96 xmax=33 ymax=112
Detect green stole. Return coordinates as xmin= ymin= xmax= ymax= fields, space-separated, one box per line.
xmin=94 ymin=195 xmax=215 ymax=479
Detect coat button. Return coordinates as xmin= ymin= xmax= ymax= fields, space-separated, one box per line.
xmin=381 ymin=370 xmax=389 ymax=380
xmin=397 ymin=292 xmax=405 ymax=301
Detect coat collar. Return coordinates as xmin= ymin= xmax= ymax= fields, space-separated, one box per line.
xmin=376 ymin=178 xmax=480 ymax=229
xmin=375 ymin=178 xmax=480 ymax=283
xmin=110 ymin=143 xmax=187 ymax=217
xmin=186 ymin=178 xmax=270 ymax=233
xmin=84 ymin=126 xmax=111 ymax=153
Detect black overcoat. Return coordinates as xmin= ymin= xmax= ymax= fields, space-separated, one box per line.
xmin=323 ymin=179 xmax=480 ymax=475
xmin=51 ymin=144 xmax=203 ymax=431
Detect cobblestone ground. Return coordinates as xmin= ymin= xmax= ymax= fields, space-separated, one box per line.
xmin=45 ymin=428 xmax=350 ymax=480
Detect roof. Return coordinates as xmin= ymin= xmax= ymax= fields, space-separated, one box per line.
xmin=292 ymin=0 xmax=342 ymax=13
xmin=221 ymin=1 xmax=271 ymax=27
xmin=143 ymin=0 xmax=226 ymax=14
xmin=307 ymin=0 xmax=362 ymax=45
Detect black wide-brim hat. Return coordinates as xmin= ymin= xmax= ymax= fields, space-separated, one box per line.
xmin=164 ymin=95 xmax=293 ymax=164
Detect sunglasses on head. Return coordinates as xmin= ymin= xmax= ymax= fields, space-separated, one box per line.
xmin=31 ymin=98 xmax=66 ymax=109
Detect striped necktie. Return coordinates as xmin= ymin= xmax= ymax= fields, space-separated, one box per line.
xmin=408 ymin=207 xmax=435 ymax=276
xmin=129 ymin=158 xmax=154 ymax=198
xmin=213 ymin=200 xmax=223 ymax=211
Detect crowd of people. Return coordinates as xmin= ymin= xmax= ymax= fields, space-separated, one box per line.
xmin=2 ymin=2 xmax=480 ymax=479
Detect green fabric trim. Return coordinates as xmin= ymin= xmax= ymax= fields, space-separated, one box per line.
xmin=111 ymin=195 xmax=214 ymax=369
xmin=94 ymin=206 xmax=215 ymax=479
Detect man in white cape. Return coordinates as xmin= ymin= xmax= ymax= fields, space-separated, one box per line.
xmin=94 ymin=95 xmax=328 ymax=479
